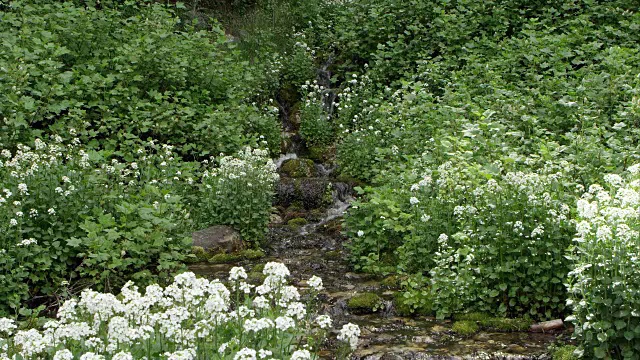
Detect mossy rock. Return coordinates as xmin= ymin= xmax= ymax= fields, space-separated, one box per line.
xmin=455 ymin=312 xmax=492 ymax=322
xmin=552 ymin=345 xmax=578 ymax=360
xmin=251 ymin=263 xmax=266 ymax=273
xmin=209 ymin=253 xmax=242 ymax=264
xmin=247 ymin=270 xmax=267 ymax=284
xmin=347 ymin=292 xmax=382 ymax=314
xmin=280 ymin=158 xmax=316 ymax=178
xmin=287 ymin=217 xmax=308 ymax=229
xmin=452 ymin=320 xmax=480 ymax=336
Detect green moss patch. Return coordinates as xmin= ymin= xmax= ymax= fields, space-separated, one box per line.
xmin=208 ymin=249 xmax=266 ymax=264
xmin=347 ymin=292 xmax=382 ymax=314
xmin=287 ymin=217 xmax=308 ymax=229
xmin=454 ymin=312 xmax=532 ymax=332
xmin=280 ymin=159 xmax=316 ymax=178
xmin=452 ymin=320 xmax=480 ymax=336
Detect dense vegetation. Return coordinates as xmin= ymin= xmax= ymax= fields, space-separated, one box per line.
xmin=1 ymin=0 xmax=639 ymax=358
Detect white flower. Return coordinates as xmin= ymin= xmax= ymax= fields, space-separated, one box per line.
xmin=291 ymin=349 xmax=311 ymax=360
xmin=257 ymin=349 xmax=272 ymax=359
xmin=234 ymin=348 xmax=257 ymax=360
xmin=338 ymin=323 xmax=360 ymax=350
xmin=48 ymin=208 xmax=56 ymax=215
xmin=315 ymin=315 xmax=332 ymax=329
xmin=9 ymin=219 xmax=17 ymax=226
xmin=253 ymin=296 xmax=270 ymax=309
xmin=53 ymin=349 xmax=74 ymax=360
xmin=0 ymin=318 xmax=17 ymax=335
xmin=165 ymin=349 xmax=196 ymax=360
xmin=17 ymin=183 xmax=28 ymax=195
xmin=409 ymin=196 xmax=419 ymax=205
xmin=357 ymin=230 xmax=364 ymax=237
xmin=275 ymin=316 xmax=295 ymax=331
xmin=229 ymin=267 xmax=248 ymax=281
xmin=308 ymin=275 xmax=323 ymax=291
xmin=112 ymin=352 xmax=133 ymax=360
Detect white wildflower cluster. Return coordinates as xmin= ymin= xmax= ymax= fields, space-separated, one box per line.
xmin=567 ymin=168 xmax=640 ymax=352
xmin=0 ymin=263 xmax=358 ymax=359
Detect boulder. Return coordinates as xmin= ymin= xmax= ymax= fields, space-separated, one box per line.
xmin=276 ymin=177 xmax=330 ymax=209
xmin=192 ymin=225 xmax=243 ymax=253
xmin=279 ymin=158 xmax=316 ymax=178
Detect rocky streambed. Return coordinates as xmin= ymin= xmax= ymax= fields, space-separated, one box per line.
xmin=189 ymin=156 xmax=568 ymax=359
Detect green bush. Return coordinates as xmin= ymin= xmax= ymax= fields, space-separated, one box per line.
xmin=0 ymin=1 xmax=280 ymax=157
xmin=299 ymin=82 xmax=334 ymax=147
xmin=0 ymin=138 xmax=194 ymax=316
xmin=196 ymin=147 xmax=279 ymax=243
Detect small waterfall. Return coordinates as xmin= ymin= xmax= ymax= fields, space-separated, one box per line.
xmin=274 ymin=153 xmax=298 ymax=169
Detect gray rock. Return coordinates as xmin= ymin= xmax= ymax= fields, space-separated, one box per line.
xmin=192 ymin=225 xmax=243 ymax=253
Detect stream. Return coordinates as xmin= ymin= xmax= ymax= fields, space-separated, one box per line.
xmin=189 ymin=157 xmax=565 ymax=359
xmin=189 ymin=63 xmax=566 ymax=358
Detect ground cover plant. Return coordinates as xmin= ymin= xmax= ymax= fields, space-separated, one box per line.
xmin=0 ymin=262 xmax=360 ymax=359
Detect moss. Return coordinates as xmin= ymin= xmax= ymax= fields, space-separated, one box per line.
xmin=247 ymin=270 xmax=267 ymax=284
xmin=452 ymin=320 xmax=479 ymax=336
xmin=208 ymin=253 xmax=242 ymax=264
xmin=347 ymin=292 xmax=382 ymax=314
xmin=280 ymin=158 xmax=315 ymax=178
xmin=454 ymin=312 xmax=532 ymax=332
xmin=287 ymin=217 xmax=308 ymax=229
xmin=325 ymin=250 xmax=341 ymax=259
xmin=241 ymin=249 xmax=265 ymax=260
xmin=552 ymin=345 xmax=578 ymax=360
xmin=185 ymin=246 xmax=211 ymax=263
xmin=381 ymin=275 xmax=400 ymax=289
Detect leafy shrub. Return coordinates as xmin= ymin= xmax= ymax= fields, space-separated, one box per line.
xmin=0 ymin=1 xmax=280 ymax=157
xmin=196 ymin=147 xmax=279 ymax=243
xmin=0 ymin=262 xmax=360 ymax=359
xmin=0 ymin=138 xmax=194 ymax=316
xmin=566 ymin=169 xmax=640 ymax=359
xmin=299 ymin=82 xmax=334 ymax=147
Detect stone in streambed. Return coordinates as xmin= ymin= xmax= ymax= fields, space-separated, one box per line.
xmin=348 ymin=292 xmax=382 ymax=314
xmin=192 ymin=225 xmax=243 ymax=253
xmin=279 ymin=158 xmax=316 ymax=178
xmin=276 ymin=177 xmax=329 ymax=209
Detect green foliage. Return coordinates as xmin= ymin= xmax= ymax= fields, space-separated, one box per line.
xmin=552 ymin=345 xmax=579 ymax=360
xmin=0 ymin=1 xmax=280 ymax=157
xmin=0 ymin=138 xmax=193 ymax=316
xmin=334 ymin=0 xmax=640 ymax=332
